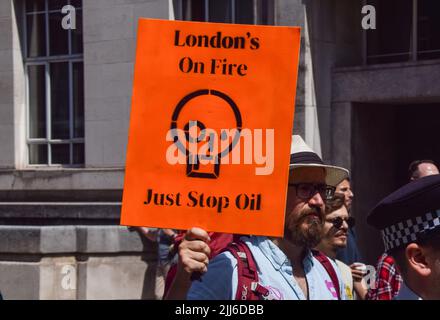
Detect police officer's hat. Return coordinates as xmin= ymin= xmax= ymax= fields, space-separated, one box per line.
xmin=367 ymin=174 xmax=440 ymax=252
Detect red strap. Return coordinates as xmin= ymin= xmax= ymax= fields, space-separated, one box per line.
xmin=312 ymin=250 xmax=341 ymax=300
xmin=223 ymin=240 xmax=267 ymax=300
xmin=225 ymin=243 xmax=341 ymax=300
xmin=235 ymin=241 xmax=258 ymax=276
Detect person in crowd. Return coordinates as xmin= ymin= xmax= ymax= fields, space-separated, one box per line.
xmin=335 ymin=178 xmax=354 ymax=212
xmin=163 ymin=231 xmax=235 ymax=297
xmin=367 ymin=174 xmax=440 ymax=299
xmin=334 ymin=178 xmax=364 ymax=266
xmin=408 ymin=159 xmax=439 ymax=181
xmin=315 ymin=193 xmax=358 ymax=300
xmin=365 ymin=252 xmax=403 ymax=300
xmin=137 ymin=227 xmax=178 ymax=299
xmin=166 ymin=135 xmax=349 ymax=300
xmin=367 ymin=159 xmax=439 ymax=299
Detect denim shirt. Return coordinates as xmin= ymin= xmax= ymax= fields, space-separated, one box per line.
xmin=187 ymin=236 xmax=346 ymax=300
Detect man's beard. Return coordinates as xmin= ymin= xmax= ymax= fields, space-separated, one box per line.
xmin=285 ymin=207 xmax=324 ymax=248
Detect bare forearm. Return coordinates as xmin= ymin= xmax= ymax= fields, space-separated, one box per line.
xmin=353 ymin=281 xmax=368 ymax=300
xmin=165 ymin=227 xmax=211 ymax=300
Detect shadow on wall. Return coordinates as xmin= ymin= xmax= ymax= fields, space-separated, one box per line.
xmin=134 ymin=229 xmax=162 ymax=300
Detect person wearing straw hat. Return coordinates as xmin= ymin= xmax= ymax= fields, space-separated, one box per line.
xmin=367 ymin=174 xmax=440 ymax=300
xmin=168 ymin=135 xmax=350 ymax=300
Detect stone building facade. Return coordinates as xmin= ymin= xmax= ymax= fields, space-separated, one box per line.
xmin=0 ymin=0 xmax=439 ymax=298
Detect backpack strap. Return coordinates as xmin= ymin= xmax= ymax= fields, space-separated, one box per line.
xmin=312 ymin=250 xmax=341 ymax=300
xmin=223 ymin=240 xmax=270 ymax=300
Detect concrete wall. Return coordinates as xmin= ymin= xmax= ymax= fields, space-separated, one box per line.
xmin=4 ymin=0 xmax=439 ymax=298
xmin=0 ymin=0 xmax=170 ymax=300
xmin=305 ymin=0 xmax=362 ymax=162
xmin=276 ymin=0 xmax=362 ymax=161
xmin=0 ymin=0 xmax=367 ymax=299
xmin=276 ymin=0 xmax=315 ymax=152
xmin=0 ymin=0 xmax=15 ymax=168
xmin=0 ymin=0 xmax=170 ymax=181
xmin=0 ymin=202 xmax=161 ymax=300
xmin=0 ymin=222 xmax=158 ymax=299
xmin=83 ymin=0 xmax=169 ymax=168
xmin=0 ymin=1 xmax=26 ymax=170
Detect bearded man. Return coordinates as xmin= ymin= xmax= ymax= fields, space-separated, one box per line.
xmin=167 ymin=136 xmax=349 ymax=300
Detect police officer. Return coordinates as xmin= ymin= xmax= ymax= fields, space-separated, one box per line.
xmin=367 ymin=174 xmax=440 ymax=300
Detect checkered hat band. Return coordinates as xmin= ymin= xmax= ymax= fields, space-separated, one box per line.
xmin=381 ymin=210 xmax=440 ymax=251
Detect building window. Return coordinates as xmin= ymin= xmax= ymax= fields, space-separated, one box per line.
xmin=417 ymin=0 xmax=440 ymax=60
xmin=25 ymin=0 xmax=84 ymax=166
xmin=175 ymin=0 xmax=274 ymax=25
xmin=366 ymin=0 xmax=440 ymax=64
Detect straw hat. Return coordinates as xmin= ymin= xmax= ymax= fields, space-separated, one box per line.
xmin=289 ymin=135 xmax=349 ymax=187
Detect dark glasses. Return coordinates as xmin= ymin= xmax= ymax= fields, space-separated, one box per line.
xmin=288 ymin=183 xmax=336 ymax=200
xmin=326 ymin=216 xmax=355 ymax=229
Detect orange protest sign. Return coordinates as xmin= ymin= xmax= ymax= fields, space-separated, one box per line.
xmin=120 ymin=19 xmax=300 ymax=237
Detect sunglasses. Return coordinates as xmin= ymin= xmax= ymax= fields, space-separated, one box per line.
xmin=288 ymin=183 xmax=336 ymax=200
xmin=326 ymin=216 xmax=355 ymax=229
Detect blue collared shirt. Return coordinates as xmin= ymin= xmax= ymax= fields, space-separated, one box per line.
xmin=187 ymin=236 xmax=346 ymax=300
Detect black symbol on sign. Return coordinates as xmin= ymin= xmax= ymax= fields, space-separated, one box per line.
xmin=170 ymin=89 xmax=242 ymax=179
